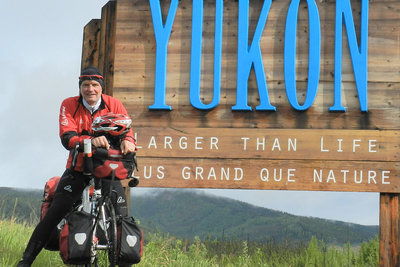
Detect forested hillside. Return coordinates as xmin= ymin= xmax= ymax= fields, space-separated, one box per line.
xmin=0 ymin=187 xmax=377 ymax=245
xmin=0 ymin=187 xmax=42 ymax=223
xmin=130 ymin=190 xmax=377 ymax=245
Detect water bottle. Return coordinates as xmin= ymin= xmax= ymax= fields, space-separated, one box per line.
xmin=83 ymin=139 xmax=93 ymax=175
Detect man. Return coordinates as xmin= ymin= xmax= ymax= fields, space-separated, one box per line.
xmin=17 ymin=67 xmax=136 ymax=266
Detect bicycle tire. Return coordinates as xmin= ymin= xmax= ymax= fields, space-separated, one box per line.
xmin=95 ymin=196 xmax=118 ymax=267
xmin=105 ymin=196 xmax=118 ymax=266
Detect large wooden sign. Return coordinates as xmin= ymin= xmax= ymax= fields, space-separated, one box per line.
xmin=81 ymin=0 xmax=399 ymax=265
xmin=134 ymin=128 xmax=400 ymax=192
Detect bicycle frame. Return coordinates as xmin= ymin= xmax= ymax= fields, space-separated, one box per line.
xmin=79 ymin=175 xmax=118 ymax=266
xmin=69 ymin=140 xmax=139 ymax=266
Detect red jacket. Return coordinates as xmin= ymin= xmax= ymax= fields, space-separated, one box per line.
xmin=59 ymin=94 xmax=136 ymax=171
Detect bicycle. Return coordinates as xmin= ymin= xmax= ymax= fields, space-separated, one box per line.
xmin=66 ymin=140 xmax=139 ymax=267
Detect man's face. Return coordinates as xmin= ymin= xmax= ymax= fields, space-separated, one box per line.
xmin=80 ymin=80 xmax=102 ymax=106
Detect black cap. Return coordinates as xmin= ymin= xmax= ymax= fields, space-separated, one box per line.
xmin=79 ymin=67 xmax=104 ymax=89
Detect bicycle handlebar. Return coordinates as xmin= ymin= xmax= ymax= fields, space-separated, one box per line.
xmin=69 ymin=140 xmax=139 ymax=187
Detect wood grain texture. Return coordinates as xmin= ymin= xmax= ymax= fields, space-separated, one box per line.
xmin=98 ymin=1 xmax=117 ymax=96
xmin=112 ymin=0 xmax=400 ymax=130
xmin=379 ymin=193 xmax=400 ymax=266
xmin=81 ymin=19 xmax=101 ymax=70
xmin=134 ymin=127 xmax=399 ymax=161
xmin=131 ymin=157 xmax=399 ymax=192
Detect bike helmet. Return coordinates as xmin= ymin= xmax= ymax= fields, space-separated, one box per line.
xmin=91 ymin=113 xmax=132 ymax=136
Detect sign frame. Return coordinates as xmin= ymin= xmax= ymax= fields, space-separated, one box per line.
xmin=81 ymin=1 xmax=400 ymax=265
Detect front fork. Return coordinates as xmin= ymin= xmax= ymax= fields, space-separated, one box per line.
xmin=91 ymin=190 xmax=112 ymax=254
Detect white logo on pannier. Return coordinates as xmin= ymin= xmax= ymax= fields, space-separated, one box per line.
xmin=74 ymin=233 xmax=87 ymax=245
xmin=126 ymin=235 xmax=137 ymax=247
xmin=109 ymin=163 xmax=119 ymax=170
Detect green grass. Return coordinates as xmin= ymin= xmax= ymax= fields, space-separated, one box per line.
xmin=1 ymin=219 xmax=378 ymax=266
xmin=0 ymin=219 xmax=63 ymax=267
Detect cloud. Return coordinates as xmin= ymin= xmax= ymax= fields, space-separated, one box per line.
xmin=0 ymin=0 xmax=109 ymax=188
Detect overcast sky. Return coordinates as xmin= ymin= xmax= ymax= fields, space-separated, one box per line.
xmin=0 ymin=0 xmax=379 ymax=226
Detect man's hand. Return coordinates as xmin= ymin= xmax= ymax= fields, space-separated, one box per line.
xmin=91 ymin=136 xmax=110 ymax=150
xmin=121 ymin=140 xmax=136 ymax=155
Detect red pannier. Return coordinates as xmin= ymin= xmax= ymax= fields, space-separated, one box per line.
xmin=59 ymin=211 xmax=94 ymax=264
xmin=40 ymin=176 xmax=61 ymax=220
xmin=117 ymin=216 xmax=143 ymax=264
xmin=40 ymin=176 xmax=64 ymax=251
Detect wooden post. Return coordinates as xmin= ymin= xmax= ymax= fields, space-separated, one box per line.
xmin=380 ymin=193 xmax=400 ymax=266
xmin=81 ymin=0 xmax=116 ymax=96
xmin=98 ymin=0 xmax=117 ymax=96
xmin=81 ymin=19 xmax=101 ymax=70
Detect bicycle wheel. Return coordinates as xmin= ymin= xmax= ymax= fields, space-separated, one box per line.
xmin=97 ymin=196 xmax=118 ymax=267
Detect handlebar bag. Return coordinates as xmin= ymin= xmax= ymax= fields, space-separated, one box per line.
xmin=117 ymin=216 xmax=143 ymax=264
xmin=92 ymin=148 xmax=135 ymax=180
xmin=59 ymin=211 xmax=94 ymax=264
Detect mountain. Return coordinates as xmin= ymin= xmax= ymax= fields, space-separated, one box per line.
xmin=0 ymin=187 xmax=377 ymax=245
xmin=129 ymin=189 xmax=377 ymax=245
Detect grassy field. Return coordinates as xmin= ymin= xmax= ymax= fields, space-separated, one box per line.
xmin=0 ymin=220 xmax=63 ymax=267
xmin=1 ymin=219 xmax=379 ymax=266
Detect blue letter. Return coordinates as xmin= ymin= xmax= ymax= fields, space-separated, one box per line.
xmin=233 ymin=0 xmax=276 ymax=111
xmin=330 ymin=0 xmax=368 ymax=112
xmin=149 ymin=0 xmax=179 ymax=110
xmin=284 ymin=0 xmax=321 ymax=111
xmin=190 ymin=0 xmax=223 ymax=110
